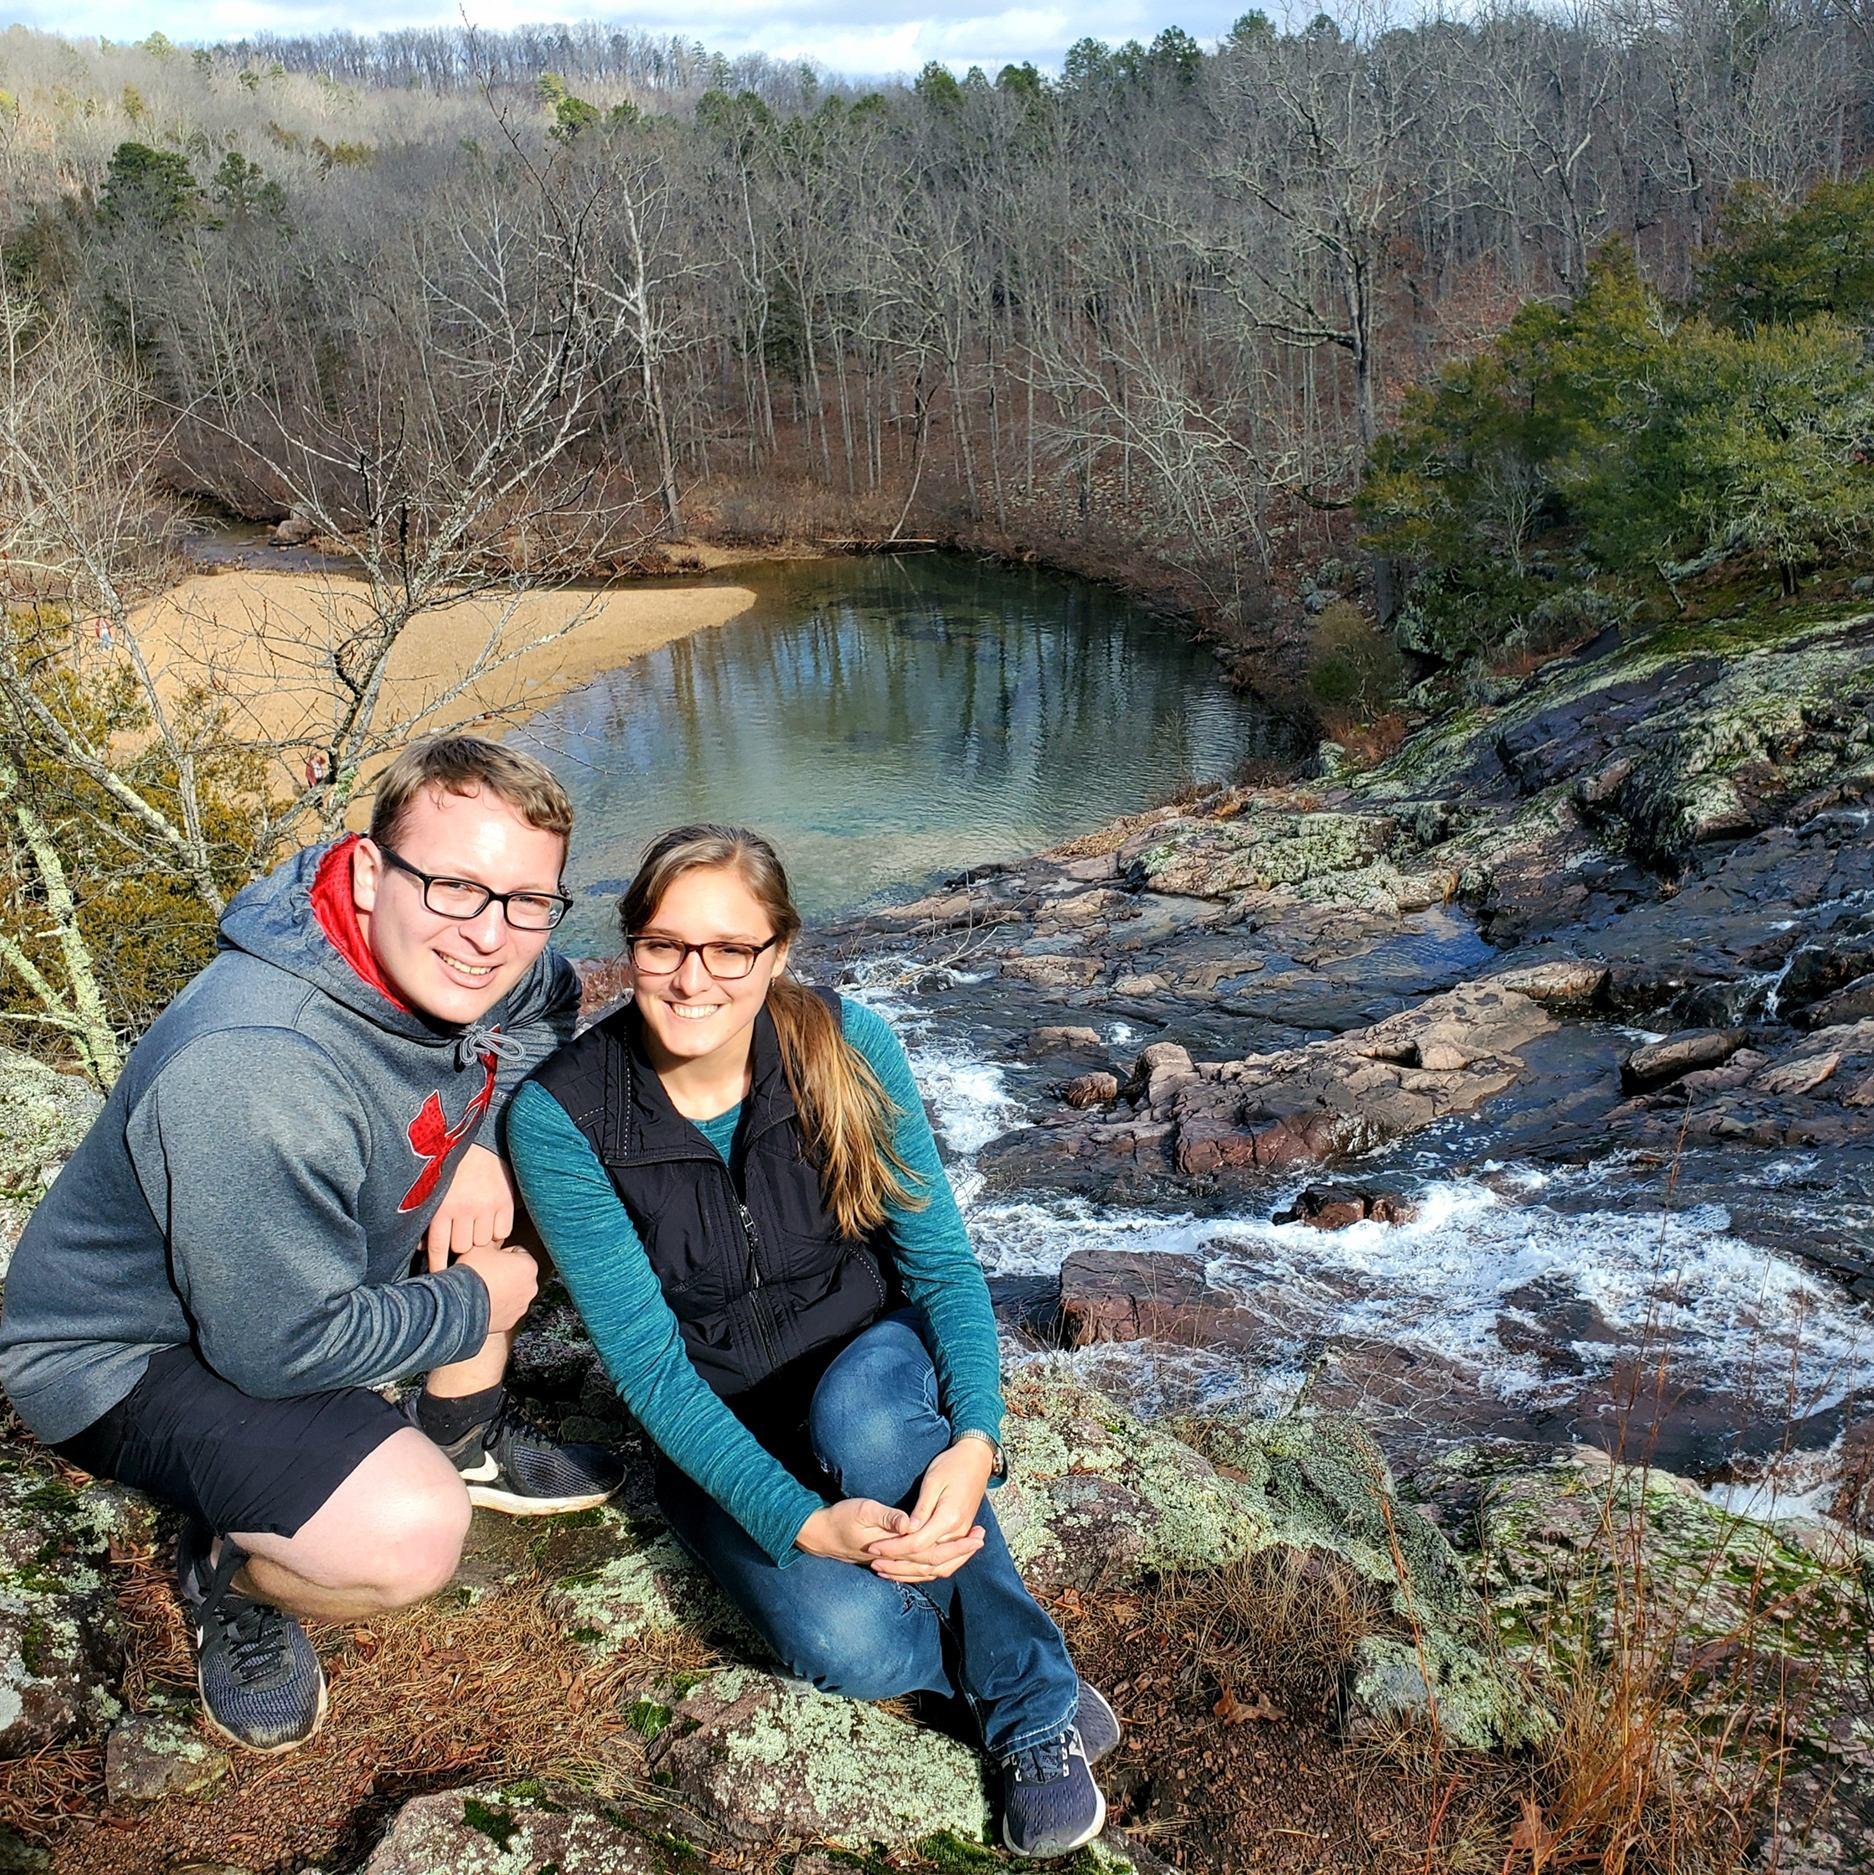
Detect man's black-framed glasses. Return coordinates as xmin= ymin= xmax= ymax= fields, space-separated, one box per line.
xmin=626 ymin=933 xmax=781 ymax=980
xmin=378 ymin=844 xmax=571 ymax=931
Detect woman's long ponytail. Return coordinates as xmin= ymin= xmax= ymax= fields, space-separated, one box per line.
xmin=620 ymin=825 xmax=925 ymax=1239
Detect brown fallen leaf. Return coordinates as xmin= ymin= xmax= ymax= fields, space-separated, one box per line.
xmin=1213 ymin=1686 xmax=1282 ymax=1724
xmin=1510 ymin=1794 xmax=1556 ymax=1858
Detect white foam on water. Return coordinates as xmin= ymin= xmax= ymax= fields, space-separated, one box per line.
xmin=969 ymin=1194 xmax=1216 ymax=1278
xmin=841 ymin=977 xmax=1026 ymax=1158
xmin=1011 ymin=1342 xmax=1306 ymax=1419
xmin=838 ymin=965 xmax=1874 ymax=1435
xmin=970 ymin=1174 xmax=1874 ymax=1421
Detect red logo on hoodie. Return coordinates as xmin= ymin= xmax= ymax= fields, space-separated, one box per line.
xmin=400 ymin=1055 xmax=498 ymax=1213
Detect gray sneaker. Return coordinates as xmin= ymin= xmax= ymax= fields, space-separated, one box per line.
xmin=1000 ymin=1726 xmax=1107 ymax=1859
xmin=1076 ymin=1677 xmax=1122 ymax=1765
xmin=434 ymin=1398 xmax=623 ymax=1517
xmin=176 ymin=1522 xmax=326 ymax=1754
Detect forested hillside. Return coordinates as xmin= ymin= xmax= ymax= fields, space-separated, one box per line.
xmin=1 ymin=5 xmax=1868 ymax=637
xmin=1 ymin=5 xmax=1872 ymax=1074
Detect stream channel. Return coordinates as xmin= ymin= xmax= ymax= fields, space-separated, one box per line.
xmin=514 ymin=554 xmax=1874 ymax=1508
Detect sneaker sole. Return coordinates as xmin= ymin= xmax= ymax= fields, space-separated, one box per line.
xmin=1003 ymin=1784 xmax=1107 ymax=1860
xmin=465 ymin=1482 xmax=618 ymax=1516
xmin=197 ymin=1657 xmax=329 ymax=1757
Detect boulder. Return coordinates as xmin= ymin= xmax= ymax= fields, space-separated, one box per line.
xmin=1059 ymin=1071 xmax=1120 ymax=1109
xmin=648 ymin=1666 xmax=991 ymax=1848
xmin=1489 ymin=958 xmax=1608 ymax=1007
xmin=1000 ymin=953 xmax=1102 ymax=990
xmin=362 ymin=1785 xmax=675 ymax=1874
xmin=1273 ymin=1186 xmax=1419 ymax=1229
xmin=991 ymin=981 xmax=1553 ymax=1191
xmin=104 ymin=1710 xmax=230 ymax=1802
xmin=268 ymin=514 xmax=317 ymax=547
xmin=0 ymin=1047 xmax=102 ymax=1279
xmin=1026 ymin=1025 xmax=1103 ymax=1054
xmin=0 ymin=1462 xmax=149 ymax=1756
xmin=1619 ymin=1028 xmax=1746 ymax=1092
xmin=1056 ymin=1250 xmax=1243 ymax=1350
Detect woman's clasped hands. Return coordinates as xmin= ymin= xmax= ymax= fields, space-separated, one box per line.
xmin=797 ymin=1436 xmax=998 ymax=1584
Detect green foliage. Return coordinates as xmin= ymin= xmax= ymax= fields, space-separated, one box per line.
xmin=210 ymin=151 xmax=286 ymax=224
xmin=0 ymin=610 xmax=268 ymax=1061
xmin=1061 ymin=38 xmax=1113 ymax=88
xmin=1308 ymin=599 xmax=1404 ymax=716
xmin=913 ymin=62 xmax=963 ymax=110
xmin=98 ymin=141 xmax=201 ymax=231
xmin=1699 ymin=174 xmax=1874 ymax=333
xmin=1362 ymin=217 xmax=1874 ymax=662
xmin=995 ymin=62 xmax=1044 ymax=97
xmin=1149 ymin=26 xmax=1204 ymax=84
xmin=1226 ymin=11 xmax=1276 ymax=47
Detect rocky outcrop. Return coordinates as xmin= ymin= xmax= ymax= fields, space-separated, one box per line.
xmin=362 ymin=1785 xmax=678 ymax=1874
xmin=0 ymin=1459 xmax=149 ymax=1757
xmin=0 ymin=1046 xmax=101 ymax=1278
xmin=986 ymin=980 xmax=1552 ymax=1191
xmin=1426 ymin=1442 xmax=1874 ymax=1875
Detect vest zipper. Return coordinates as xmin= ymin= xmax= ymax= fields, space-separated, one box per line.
xmin=732 ymin=1189 xmax=783 ymax=1372
xmin=734 ymin=1199 xmax=764 ymax=1289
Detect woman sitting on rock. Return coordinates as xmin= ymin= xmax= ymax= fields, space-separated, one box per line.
xmin=507 ymin=824 xmax=1117 ymax=1858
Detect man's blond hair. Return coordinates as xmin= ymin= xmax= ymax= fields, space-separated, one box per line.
xmin=368 ymin=736 xmax=573 ymax=848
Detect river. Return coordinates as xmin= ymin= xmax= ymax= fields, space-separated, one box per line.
xmin=513 ymin=552 xmax=1872 ymax=1509
xmin=508 ymin=554 xmax=1295 ymax=951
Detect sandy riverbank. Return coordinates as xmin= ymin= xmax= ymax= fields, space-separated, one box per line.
xmin=126 ymin=564 xmax=763 ymax=766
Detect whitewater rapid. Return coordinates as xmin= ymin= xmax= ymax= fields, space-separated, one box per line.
xmin=851 ymin=973 xmax=1874 ymax=1465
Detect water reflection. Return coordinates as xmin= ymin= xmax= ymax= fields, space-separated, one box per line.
xmin=513 ymin=555 xmax=1285 ymax=948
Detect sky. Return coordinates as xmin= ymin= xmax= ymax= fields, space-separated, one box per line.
xmin=5 ymin=0 xmax=1254 ymax=77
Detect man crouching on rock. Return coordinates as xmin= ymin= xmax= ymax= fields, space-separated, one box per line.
xmin=0 ymin=735 xmax=623 ymax=1754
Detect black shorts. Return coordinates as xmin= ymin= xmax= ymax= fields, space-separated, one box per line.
xmin=52 ymin=1345 xmax=409 ymax=1539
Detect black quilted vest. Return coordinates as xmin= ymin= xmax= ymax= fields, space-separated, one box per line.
xmin=527 ymin=991 xmax=892 ymax=1400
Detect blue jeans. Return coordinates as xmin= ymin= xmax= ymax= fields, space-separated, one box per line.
xmin=655 ymin=1312 xmax=1081 ymax=1757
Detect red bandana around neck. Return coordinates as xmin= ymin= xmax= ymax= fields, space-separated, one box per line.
xmin=309 ymin=834 xmax=413 ymax=1013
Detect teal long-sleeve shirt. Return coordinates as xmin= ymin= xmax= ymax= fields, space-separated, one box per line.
xmin=506 ymin=998 xmax=1004 ymax=1567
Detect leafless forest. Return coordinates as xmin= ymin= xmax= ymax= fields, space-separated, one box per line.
xmin=2 ymin=3 xmax=1868 ymax=627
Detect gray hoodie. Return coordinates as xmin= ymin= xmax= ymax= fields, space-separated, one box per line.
xmin=0 ymin=841 xmax=581 ymax=1443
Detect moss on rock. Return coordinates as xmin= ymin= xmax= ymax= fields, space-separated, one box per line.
xmin=650 ymin=1666 xmax=992 ymax=1849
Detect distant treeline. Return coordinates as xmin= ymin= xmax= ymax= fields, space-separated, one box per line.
xmin=0 ymin=4 xmax=1870 ymax=642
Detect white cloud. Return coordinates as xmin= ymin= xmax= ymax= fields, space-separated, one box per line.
xmin=21 ymin=0 xmax=1236 ymax=76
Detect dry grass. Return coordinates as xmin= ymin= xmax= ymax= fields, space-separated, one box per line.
xmin=1 ymin=1537 xmax=656 ymax=1874
xmin=1155 ymin=1545 xmax=1390 ymax=1722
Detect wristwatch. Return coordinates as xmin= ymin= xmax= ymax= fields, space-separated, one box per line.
xmin=954 ymin=1428 xmax=1007 ymax=1478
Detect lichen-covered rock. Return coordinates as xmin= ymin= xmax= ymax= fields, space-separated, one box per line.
xmin=0 ymin=1461 xmax=147 ymax=1755
xmin=1125 ymin=810 xmax=1399 ymax=901
xmin=647 ymin=1665 xmax=991 ymax=1848
xmin=1195 ymin=1413 xmax=1543 ymax=1751
xmin=361 ymin=1784 xmax=676 ymax=1874
xmin=1435 ymin=1443 xmax=1874 ymax=1866
xmin=0 ymin=1046 xmax=101 ymax=1279
xmin=104 ymin=1709 xmax=230 ymax=1802
xmin=997 ymin=1367 xmax=1268 ymax=1586
xmin=535 ymin=1509 xmax=730 ymax=1651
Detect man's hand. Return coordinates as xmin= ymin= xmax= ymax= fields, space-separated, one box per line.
xmin=425 ymin=1144 xmax=515 ymax=1269
xmin=455 ymin=1243 xmax=539 ymax=1333
xmin=864 ymin=1439 xmax=995 ymax=1583
xmin=796 ymin=1498 xmax=920 ymax=1564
